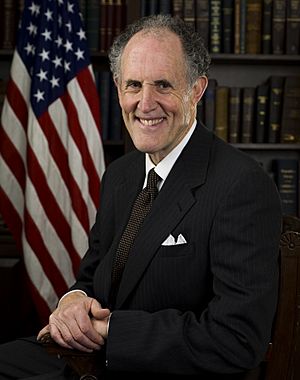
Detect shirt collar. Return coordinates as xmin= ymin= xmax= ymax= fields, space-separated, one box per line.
xmin=144 ymin=120 xmax=197 ymax=188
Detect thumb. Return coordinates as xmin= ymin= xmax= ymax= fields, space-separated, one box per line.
xmin=90 ymin=299 xmax=110 ymax=320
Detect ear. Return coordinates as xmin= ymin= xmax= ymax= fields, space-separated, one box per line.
xmin=192 ymin=76 xmax=208 ymax=105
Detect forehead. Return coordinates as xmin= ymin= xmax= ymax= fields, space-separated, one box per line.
xmin=120 ymin=30 xmax=186 ymax=81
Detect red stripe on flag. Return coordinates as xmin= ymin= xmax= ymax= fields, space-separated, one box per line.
xmin=38 ymin=111 xmax=90 ymax=233
xmin=24 ymin=208 xmax=69 ymax=295
xmin=5 ymin=78 xmax=28 ymax=133
xmin=26 ymin=146 xmax=81 ymax=272
xmin=77 ymin=67 xmax=102 ymax=135
xmin=0 ymin=126 xmax=26 ymax=191
xmin=26 ymin=273 xmax=53 ymax=325
xmin=61 ymin=92 xmax=101 ymax=208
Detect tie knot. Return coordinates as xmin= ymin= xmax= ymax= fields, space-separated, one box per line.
xmin=146 ymin=168 xmax=161 ymax=190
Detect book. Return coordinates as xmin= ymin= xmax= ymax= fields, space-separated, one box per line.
xmin=239 ymin=0 xmax=247 ymax=54
xmin=280 ymin=76 xmax=300 ymax=143
xmin=255 ymin=82 xmax=269 ymax=143
xmin=228 ymin=87 xmax=241 ymax=143
xmin=246 ymin=0 xmax=263 ymax=54
xmin=195 ymin=0 xmax=209 ymax=49
xmin=272 ymin=0 xmax=287 ymax=54
xmin=215 ymin=86 xmax=229 ymax=141
xmin=222 ymin=0 xmax=234 ymax=53
xmin=148 ymin=0 xmax=159 ymax=15
xmin=183 ymin=0 xmax=196 ymax=29
xmin=204 ymin=78 xmax=217 ymax=131
xmin=241 ymin=87 xmax=255 ymax=143
xmin=99 ymin=0 xmax=108 ymax=52
xmin=210 ymin=0 xmax=222 ymax=53
xmin=86 ymin=0 xmax=100 ymax=51
xmin=268 ymin=75 xmax=284 ymax=143
xmin=98 ymin=71 xmax=111 ymax=141
xmin=273 ymin=159 xmax=299 ymax=216
xmin=109 ymin=75 xmax=123 ymax=140
xmin=262 ymin=0 xmax=273 ymax=54
xmin=114 ymin=0 xmax=126 ymax=39
xmin=159 ymin=0 xmax=173 ymax=15
xmin=172 ymin=0 xmax=184 ymax=18
xmin=286 ymin=0 xmax=300 ymax=54
xmin=105 ymin=0 xmax=115 ymax=51
xmin=234 ymin=0 xmax=241 ymax=53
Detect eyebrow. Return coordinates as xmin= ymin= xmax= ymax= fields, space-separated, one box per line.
xmin=124 ymin=79 xmax=174 ymax=88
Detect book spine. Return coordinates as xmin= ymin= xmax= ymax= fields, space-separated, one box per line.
xmin=268 ymin=75 xmax=284 ymax=143
xmin=109 ymin=75 xmax=123 ymax=140
xmin=98 ymin=71 xmax=111 ymax=141
xmin=183 ymin=0 xmax=196 ymax=29
xmin=85 ymin=0 xmax=100 ymax=51
xmin=241 ymin=87 xmax=255 ymax=143
xmin=273 ymin=159 xmax=299 ymax=216
xmin=105 ymin=0 xmax=115 ymax=51
xmin=204 ymin=78 xmax=217 ymax=131
xmin=262 ymin=0 xmax=273 ymax=54
xmin=255 ymin=82 xmax=269 ymax=143
xmin=148 ymin=0 xmax=159 ymax=15
xmin=210 ymin=0 xmax=222 ymax=53
xmin=246 ymin=0 xmax=263 ymax=54
xmin=229 ymin=87 xmax=241 ymax=143
xmin=140 ymin=0 xmax=149 ymax=17
xmin=172 ymin=0 xmax=184 ymax=18
xmin=159 ymin=0 xmax=173 ymax=15
xmin=215 ymin=86 xmax=229 ymax=141
xmin=195 ymin=0 xmax=209 ymax=49
xmin=239 ymin=0 xmax=247 ymax=54
xmin=280 ymin=76 xmax=300 ymax=143
xmin=113 ymin=0 xmax=126 ymax=42
xmin=234 ymin=0 xmax=241 ymax=53
xmin=222 ymin=0 xmax=234 ymax=53
xmin=99 ymin=0 xmax=108 ymax=53
xmin=286 ymin=0 xmax=300 ymax=54
xmin=272 ymin=0 xmax=287 ymax=54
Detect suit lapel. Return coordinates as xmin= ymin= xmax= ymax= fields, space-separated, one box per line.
xmin=115 ymin=125 xmax=213 ymax=309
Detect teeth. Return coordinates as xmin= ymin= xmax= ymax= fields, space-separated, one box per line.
xmin=140 ymin=118 xmax=163 ymax=126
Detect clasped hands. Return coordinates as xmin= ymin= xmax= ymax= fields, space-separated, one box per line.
xmin=37 ymin=292 xmax=111 ymax=353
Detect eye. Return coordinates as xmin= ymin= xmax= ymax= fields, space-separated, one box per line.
xmin=155 ymin=80 xmax=172 ymax=91
xmin=125 ymin=80 xmax=141 ymax=90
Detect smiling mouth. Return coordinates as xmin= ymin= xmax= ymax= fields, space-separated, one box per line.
xmin=138 ymin=117 xmax=164 ymax=126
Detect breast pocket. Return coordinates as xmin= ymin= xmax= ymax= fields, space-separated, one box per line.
xmin=158 ymin=242 xmax=195 ymax=258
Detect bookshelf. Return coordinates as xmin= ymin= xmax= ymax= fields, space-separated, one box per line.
xmin=0 ymin=0 xmax=300 ymax=342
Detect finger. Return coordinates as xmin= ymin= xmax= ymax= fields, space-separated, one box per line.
xmin=51 ymin=312 xmax=102 ymax=351
xmin=37 ymin=324 xmax=50 ymax=341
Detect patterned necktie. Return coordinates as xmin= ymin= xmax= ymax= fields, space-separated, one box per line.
xmin=109 ymin=168 xmax=161 ymax=308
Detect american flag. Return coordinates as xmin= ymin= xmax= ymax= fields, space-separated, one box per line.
xmin=0 ymin=0 xmax=105 ymax=323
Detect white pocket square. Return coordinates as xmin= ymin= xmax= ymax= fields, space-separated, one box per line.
xmin=162 ymin=233 xmax=187 ymax=246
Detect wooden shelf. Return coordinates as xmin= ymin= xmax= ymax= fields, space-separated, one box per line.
xmin=211 ymin=54 xmax=300 ymax=65
xmin=233 ymin=144 xmax=300 ymax=150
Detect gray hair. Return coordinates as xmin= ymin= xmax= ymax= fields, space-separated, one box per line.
xmin=108 ymin=14 xmax=211 ymax=88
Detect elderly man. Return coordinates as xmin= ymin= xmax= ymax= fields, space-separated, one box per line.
xmin=0 ymin=14 xmax=282 ymax=380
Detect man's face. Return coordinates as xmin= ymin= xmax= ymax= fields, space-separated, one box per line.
xmin=116 ymin=30 xmax=207 ymax=164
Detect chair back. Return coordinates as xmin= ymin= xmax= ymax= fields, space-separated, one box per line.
xmin=263 ymin=215 xmax=300 ymax=380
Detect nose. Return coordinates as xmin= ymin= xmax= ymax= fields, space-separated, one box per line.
xmin=137 ymin=85 xmax=157 ymax=113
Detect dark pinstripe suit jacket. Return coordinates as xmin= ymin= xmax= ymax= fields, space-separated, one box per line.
xmin=71 ymin=124 xmax=282 ymax=378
